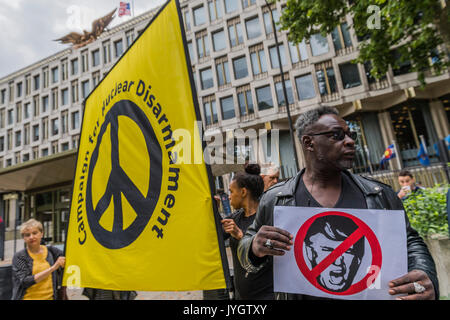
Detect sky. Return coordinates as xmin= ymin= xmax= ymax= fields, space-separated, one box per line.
xmin=0 ymin=0 xmax=166 ymax=78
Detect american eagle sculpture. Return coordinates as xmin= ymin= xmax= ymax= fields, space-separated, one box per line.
xmin=54 ymin=8 xmax=117 ymax=49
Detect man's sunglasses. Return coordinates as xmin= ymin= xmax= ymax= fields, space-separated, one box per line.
xmin=308 ymin=129 xmax=357 ymax=141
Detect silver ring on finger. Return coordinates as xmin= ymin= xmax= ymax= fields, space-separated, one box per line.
xmin=413 ymin=282 xmax=426 ymax=294
xmin=264 ymin=239 xmax=274 ymax=249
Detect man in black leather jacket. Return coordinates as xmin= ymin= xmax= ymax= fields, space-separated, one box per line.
xmin=237 ymin=106 xmax=439 ymax=300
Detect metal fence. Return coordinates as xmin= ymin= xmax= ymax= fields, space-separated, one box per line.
xmin=364 ymin=163 xmax=450 ymax=191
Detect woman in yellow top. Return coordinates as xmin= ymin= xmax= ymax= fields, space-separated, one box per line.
xmin=11 ymin=219 xmax=65 ymax=300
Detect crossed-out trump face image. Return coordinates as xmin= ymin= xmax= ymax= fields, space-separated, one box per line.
xmin=304 ymin=215 xmax=365 ymax=292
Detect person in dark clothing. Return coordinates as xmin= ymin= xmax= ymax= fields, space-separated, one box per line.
xmin=221 ymin=163 xmax=273 ymax=299
xmin=237 ymin=106 xmax=439 ymax=300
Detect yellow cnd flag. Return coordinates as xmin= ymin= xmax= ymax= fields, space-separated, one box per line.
xmin=63 ymin=0 xmax=229 ymax=291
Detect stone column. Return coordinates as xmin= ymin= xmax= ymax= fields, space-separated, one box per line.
xmin=429 ymin=100 xmax=450 ymax=139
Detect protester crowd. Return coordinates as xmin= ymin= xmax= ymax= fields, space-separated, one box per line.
xmin=6 ymin=106 xmax=446 ymax=300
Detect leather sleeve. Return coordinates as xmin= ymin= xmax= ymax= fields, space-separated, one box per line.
xmin=383 ymin=186 xmax=440 ymax=298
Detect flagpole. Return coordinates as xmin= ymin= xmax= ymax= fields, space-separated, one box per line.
xmin=392 ymin=140 xmax=403 ymax=170
xmin=132 ymin=0 xmax=135 ymax=17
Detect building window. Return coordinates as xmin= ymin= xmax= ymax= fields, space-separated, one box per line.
xmin=0 ymin=137 xmax=4 ymax=152
xmin=61 ymin=59 xmax=68 ymax=81
xmin=0 ymin=108 xmax=4 ymax=128
xmin=203 ymin=95 xmax=218 ymax=125
xmin=71 ymin=58 xmax=78 ymax=75
xmin=52 ymin=88 xmax=58 ymax=110
xmin=208 ymin=0 xmax=223 ymax=21
xmin=103 ymin=41 xmax=111 ymax=64
xmin=263 ymin=6 xmax=280 ymax=35
xmin=250 ymin=44 xmax=268 ymax=75
xmin=15 ymin=130 xmax=21 ymax=147
xmin=339 ymin=62 xmax=362 ymax=89
xmin=1 ymin=89 xmax=5 ymax=104
xmin=195 ymin=30 xmax=210 ymax=59
xmin=232 ymin=56 xmax=248 ymax=79
xmin=125 ymin=30 xmax=135 ymax=47
xmin=51 ymin=67 xmax=59 ymax=83
xmin=33 ymin=95 xmax=39 ymax=117
xmin=16 ymin=82 xmax=22 ymax=98
xmin=242 ymin=0 xmax=256 ymax=9
xmin=200 ymin=67 xmax=214 ymax=90
xmin=255 ymin=85 xmax=274 ymax=111
xmin=81 ymin=50 xmax=89 ymax=72
xmin=7 ymin=130 xmax=12 ymax=150
xmin=7 ymin=109 xmax=13 ymax=125
xmin=82 ymin=80 xmax=90 ymax=99
xmin=33 ymin=74 xmax=40 ymax=91
xmin=61 ymin=111 xmax=68 ymax=134
xmin=220 ymin=95 xmax=235 ymax=120
xmin=245 ymin=16 xmax=262 ymax=40
xmin=61 ymin=142 xmax=69 ymax=151
xmin=227 ymin=17 xmax=243 ymax=47
xmin=275 ymin=76 xmax=294 ymax=106
xmin=316 ymin=61 xmax=337 ymax=96
xmin=269 ymin=44 xmax=287 ymax=69
xmin=237 ymin=85 xmax=254 ymax=116
xmin=310 ymin=33 xmax=329 ymax=56
xmin=42 ymin=148 xmax=48 ymax=157
xmin=15 ymin=102 xmax=22 ymax=123
xmin=224 ymin=0 xmax=239 ymax=13
xmin=43 ymin=67 xmax=49 ymax=88
xmin=183 ymin=9 xmax=191 ymax=31
xmin=52 ymin=141 xmax=58 ymax=154
xmin=24 ymin=124 xmax=30 ymax=146
xmin=24 ymin=102 xmax=30 ymax=119
xmin=331 ymin=22 xmax=353 ymax=51
xmin=295 ymin=73 xmax=316 ymax=100
xmin=25 ymin=75 xmax=31 ymax=96
xmin=391 ymin=48 xmax=412 ymax=76
xmin=42 ymin=95 xmax=49 ymax=113
xmin=71 ymin=81 xmax=79 ymax=103
xmin=212 ymin=29 xmax=226 ymax=52
xmin=193 ymin=5 xmax=207 ymax=26
xmin=8 ymin=82 xmax=14 ymax=102
xmin=288 ymin=40 xmax=308 ymax=64
xmin=215 ymin=57 xmax=231 ymax=87
xmin=185 ymin=43 xmax=195 ymax=66
xmin=33 ymin=124 xmax=39 ymax=142
xmin=42 ymin=117 xmax=48 ymax=141
xmin=72 ymin=111 xmax=80 ymax=129
xmin=51 ymin=118 xmax=59 ymax=136
xmin=61 ymin=88 xmax=69 ymax=106
xmin=114 ymin=39 xmax=123 ymax=57
xmin=92 ymin=71 xmax=101 ymax=87
xmin=92 ymin=49 xmax=100 ymax=67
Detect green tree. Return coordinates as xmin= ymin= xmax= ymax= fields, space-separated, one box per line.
xmin=279 ymin=0 xmax=450 ymax=85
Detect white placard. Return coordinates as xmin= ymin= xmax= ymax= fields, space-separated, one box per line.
xmin=273 ymin=207 xmax=407 ymax=300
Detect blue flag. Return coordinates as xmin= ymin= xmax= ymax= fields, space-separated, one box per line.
xmin=417 ymin=143 xmax=430 ymax=166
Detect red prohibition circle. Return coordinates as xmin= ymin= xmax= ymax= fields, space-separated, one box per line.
xmin=294 ymin=211 xmax=382 ymax=296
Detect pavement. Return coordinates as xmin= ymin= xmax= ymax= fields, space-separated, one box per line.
xmin=1 ymin=238 xmax=231 ymax=300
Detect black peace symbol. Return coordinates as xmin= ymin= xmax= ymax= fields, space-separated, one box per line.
xmin=86 ymin=99 xmax=162 ymax=249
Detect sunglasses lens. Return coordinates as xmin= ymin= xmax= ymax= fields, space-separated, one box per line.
xmin=349 ymin=131 xmax=357 ymax=140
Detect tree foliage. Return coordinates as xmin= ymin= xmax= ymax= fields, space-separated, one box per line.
xmin=279 ymin=0 xmax=450 ymax=85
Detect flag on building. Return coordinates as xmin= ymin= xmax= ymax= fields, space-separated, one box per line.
xmin=417 ymin=142 xmax=430 ymax=166
xmin=380 ymin=144 xmax=396 ymax=168
xmin=63 ymin=0 xmax=229 ymax=291
xmin=118 ymin=2 xmax=131 ymax=17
